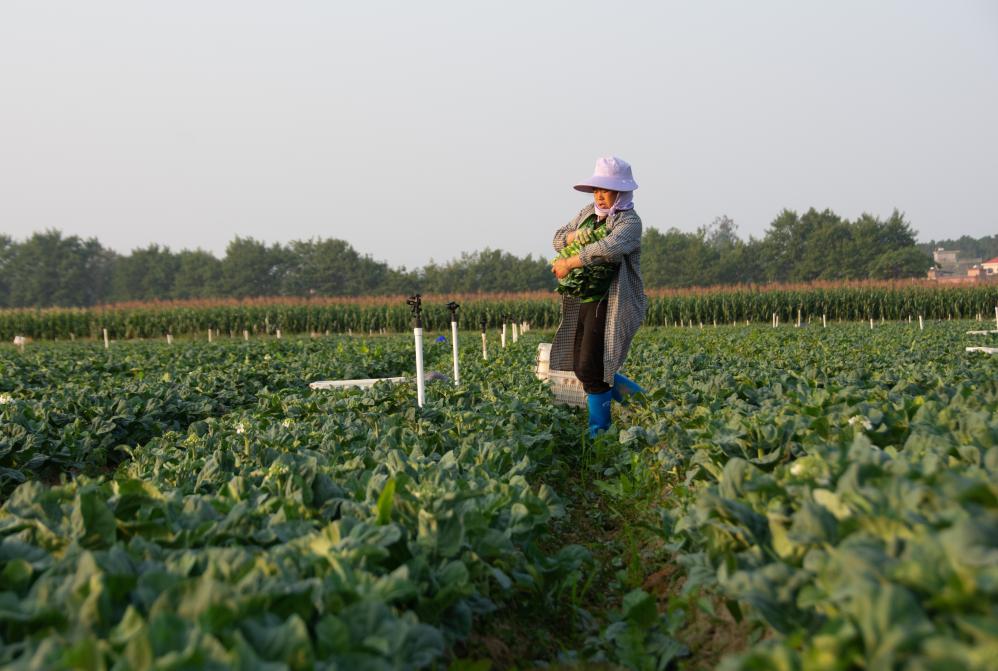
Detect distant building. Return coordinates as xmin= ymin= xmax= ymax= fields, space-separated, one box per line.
xmin=927 ymin=248 xmax=984 ymax=281
xmin=933 ymin=249 xmax=961 ymax=267
xmin=983 ymin=256 xmax=998 ymax=275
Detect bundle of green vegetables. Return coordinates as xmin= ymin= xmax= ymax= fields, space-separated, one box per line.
xmin=552 ymin=223 xmax=617 ymax=297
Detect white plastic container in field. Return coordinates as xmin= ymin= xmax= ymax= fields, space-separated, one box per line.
xmin=535 ymin=343 xmax=586 ymax=407
xmin=309 ymin=377 xmax=406 ymax=391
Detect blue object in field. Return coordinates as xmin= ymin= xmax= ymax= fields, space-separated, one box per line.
xmin=435 ymin=335 xmax=447 ymax=343
xmin=611 ymin=373 xmax=645 ymax=403
xmin=587 ymin=391 xmax=613 ymax=438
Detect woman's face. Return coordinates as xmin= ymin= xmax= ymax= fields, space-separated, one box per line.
xmin=593 ymin=188 xmax=618 ymax=211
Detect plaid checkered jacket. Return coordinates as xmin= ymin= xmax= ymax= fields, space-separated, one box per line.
xmin=549 ymin=203 xmax=647 ymax=385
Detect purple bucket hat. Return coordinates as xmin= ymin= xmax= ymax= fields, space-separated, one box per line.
xmin=573 ymin=156 xmax=639 ymax=193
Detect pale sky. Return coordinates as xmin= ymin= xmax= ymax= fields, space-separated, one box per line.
xmin=1 ymin=1 xmax=996 ymax=268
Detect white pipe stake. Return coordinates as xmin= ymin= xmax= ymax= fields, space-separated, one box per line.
xmin=167 ymin=334 xmax=173 ymax=345
xmin=512 ymin=322 xmax=519 ymax=343
xmin=451 ymin=320 xmax=460 ymax=385
xmin=995 ymin=306 xmax=997 ymax=330
xmin=414 ymin=327 xmax=425 ymax=407
xmin=481 ymin=332 xmax=488 ymax=360
xmin=208 ymin=328 xmax=213 ymax=343
xmin=870 ymin=318 xmax=874 ymax=330
xmin=822 ymin=314 xmax=827 ymax=328
xmin=243 ymin=330 xmax=249 ymax=341
xmin=103 ymin=328 xmax=109 ymax=350
xmin=501 ymin=324 xmax=506 ymax=348
xmin=919 ymin=315 xmax=924 ymax=331
xmin=276 ymin=329 xmax=282 ymax=339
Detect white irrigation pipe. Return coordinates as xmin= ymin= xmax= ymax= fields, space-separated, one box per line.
xmin=481 ymin=317 xmax=488 ymax=360
xmin=408 ymin=295 xmax=425 ymax=407
xmin=447 ymin=302 xmax=460 ymax=386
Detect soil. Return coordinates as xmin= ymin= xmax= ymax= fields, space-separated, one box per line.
xmin=455 ymin=455 xmax=755 ymax=669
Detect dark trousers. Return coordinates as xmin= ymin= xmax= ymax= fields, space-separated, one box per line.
xmin=573 ymin=298 xmax=611 ymax=394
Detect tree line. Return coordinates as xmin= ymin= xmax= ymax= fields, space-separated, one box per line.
xmin=0 ymin=207 xmax=942 ymax=308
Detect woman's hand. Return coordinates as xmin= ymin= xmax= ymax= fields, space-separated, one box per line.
xmin=552 ymin=256 xmax=582 ymax=279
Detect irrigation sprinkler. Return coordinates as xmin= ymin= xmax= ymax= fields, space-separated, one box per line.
xmin=408 ymin=294 xmax=425 ymax=407
xmin=447 ymin=301 xmax=460 ymax=386
xmin=480 ymin=317 xmax=488 ymax=360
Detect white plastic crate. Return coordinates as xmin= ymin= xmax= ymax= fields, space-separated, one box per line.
xmin=309 ymin=377 xmax=406 ymax=390
xmin=535 ymin=343 xmax=586 ymax=407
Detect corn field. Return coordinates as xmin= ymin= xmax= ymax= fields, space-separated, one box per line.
xmin=2 ymin=282 xmax=997 ymax=340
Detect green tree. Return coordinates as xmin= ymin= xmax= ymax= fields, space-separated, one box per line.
xmin=869 ymin=247 xmax=932 ymax=279
xmin=281 ymin=238 xmax=394 ymax=296
xmin=173 ymin=250 xmax=224 ymax=299
xmin=3 ymin=230 xmax=113 ymax=307
xmin=0 ymin=235 xmax=12 ymax=307
xmin=416 ymin=248 xmax=554 ymax=294
xmin=219 ymin=237 xmax=288 ymax=298
xmin=642 ymin=227 xmax=720 ymax=288
xmin=109 ymin=244 xmax=180 ymax=302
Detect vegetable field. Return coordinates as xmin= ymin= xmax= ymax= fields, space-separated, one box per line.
xmin=1 ymin=322 xmax=997 ymax=669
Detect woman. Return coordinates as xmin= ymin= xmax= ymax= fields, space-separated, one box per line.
xmin=551 ymin=156 xmax=647 ymax=437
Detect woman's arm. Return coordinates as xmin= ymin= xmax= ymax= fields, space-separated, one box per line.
xmin=552 ymin=207 xmax=592 ymax=253
xmin=552 ymin=255 xmax=582 ymax=279
xmin=552 ymin=223 xmax=574 ymax=254
xmin=578 ymin=212 xmax=642 ymax=266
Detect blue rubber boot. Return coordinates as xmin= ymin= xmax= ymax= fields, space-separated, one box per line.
xmin=610 ymin=373 xmax=645 ymax=404
xmin=587 ymin=390 xmax=613 ymax=438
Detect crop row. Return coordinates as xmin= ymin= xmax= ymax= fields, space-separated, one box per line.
xmin=1 ymin=337 xmax=628 ymax=668
xmin=618 ymin=325 xmax=998 ymax=669
xmin=2 ymin=282 xmax=998 ymax=340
